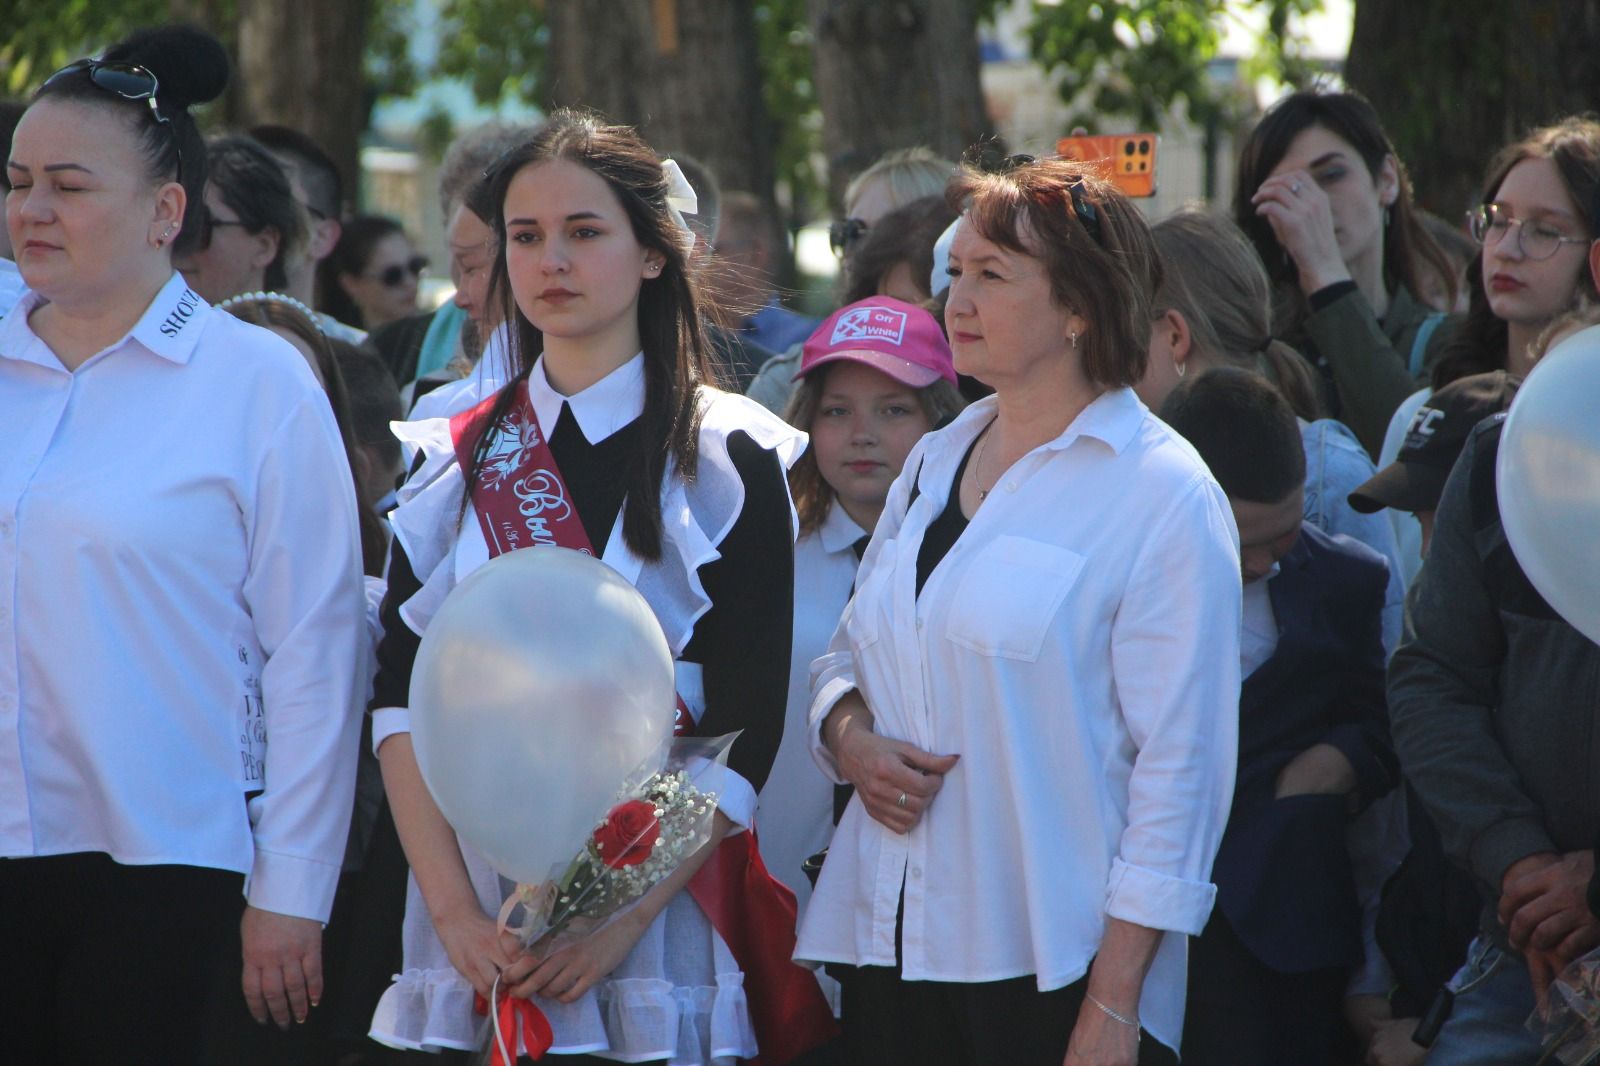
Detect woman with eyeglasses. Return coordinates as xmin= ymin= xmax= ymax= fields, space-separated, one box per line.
xmin=794 ymin=159 xmax=1241 ymax=1066
xmin=0 ymin=24 xmax=367 ymax=1066
xmin=1371 ymin=117 xmax=1600 ymax=594
xmin=1427 ymin=117 xmax=1600 ymax=387
xmin=176 ymin=134 xmax=308 ymax=306
xmin=1234 ymin=90 xmax=1460 ymax=457
xmin=319 ymin=213 xmax=427 ymax=331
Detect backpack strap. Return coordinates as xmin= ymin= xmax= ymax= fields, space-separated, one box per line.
xmin=1408 ymin=312 xmax=1447 ymax=377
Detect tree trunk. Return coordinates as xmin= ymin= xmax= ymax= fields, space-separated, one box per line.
xmin=807 ymin=0 xmax=991 ymax=207
xmin=233 ymin=0 xmax=369 ymax=214
xmin=544 ymin=0 xmax=777 ymax=217
xmin=1345 ymin=0 xmax=1600 ymax=221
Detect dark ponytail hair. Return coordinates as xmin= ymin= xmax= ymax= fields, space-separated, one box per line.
xmin=1233 ymin=90 xmax=1458 ymax=337
xmin=1430 ymin=115 xmax=1600 ymax=388
xmin=462 ymin=110 xmax=717 ymax=562
xmin=33 ymin=24 xmax=228 ymax=257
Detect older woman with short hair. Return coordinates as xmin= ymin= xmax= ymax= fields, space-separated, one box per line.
xmin=795 ymin=159 xmax=1242 ymax=1066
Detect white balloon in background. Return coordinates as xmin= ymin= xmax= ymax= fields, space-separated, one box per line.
xmin=1497 ymin=323 xmax=1600 ymax=646
xmin=409 ymin=548 xmax=677 ymax=884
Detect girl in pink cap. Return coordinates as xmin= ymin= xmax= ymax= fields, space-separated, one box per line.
xmin=755 ymin=296 xmax=964 ymax=990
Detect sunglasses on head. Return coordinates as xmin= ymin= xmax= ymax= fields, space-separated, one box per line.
xmin=998 ymin=154 xmax=1104 ymax=248
xmin=829 ymin=216 xmax=869 ymax=255
xmin=43 ymin=59 xmax=182 ymax=183
xmin=371 ymin=257 xmax=429 ymax=287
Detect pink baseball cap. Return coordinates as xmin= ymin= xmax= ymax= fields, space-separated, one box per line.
xmin=794 ymin=296 xmax=958 ymax=388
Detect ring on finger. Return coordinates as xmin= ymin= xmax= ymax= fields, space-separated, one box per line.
xmin=896 ymin=791 xmax=908 ymax=808
xmin=1291 ymin=181 xmax=1303 ymax=194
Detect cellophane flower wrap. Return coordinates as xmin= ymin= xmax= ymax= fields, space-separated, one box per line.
xmin=1528 ymin=946 xmax=1600 ymax=1064
xmin=495 ymin=732 xmax=737 ymax=950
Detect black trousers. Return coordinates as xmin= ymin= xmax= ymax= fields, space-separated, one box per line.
xmin=1181 ymin=910 xmax=1349 ymax=1066
xmin=835 ymin=964 xmax=1177 ymax=1066
xmin=0 ymin=852 xmax=243 ymax=1066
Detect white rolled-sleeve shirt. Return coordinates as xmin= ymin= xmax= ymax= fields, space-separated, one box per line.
xmin=0 ymin=273 xmax=366 ymax=922
xmin=794 ymin=389 xmax=1241 ymax=1051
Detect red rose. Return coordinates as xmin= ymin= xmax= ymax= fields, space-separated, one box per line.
xmin=593 ymin=800 xmax=660 ymax=869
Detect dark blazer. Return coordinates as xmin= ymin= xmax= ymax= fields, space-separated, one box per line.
xmin=1210 ymin=522 xmax=1396 ymax=975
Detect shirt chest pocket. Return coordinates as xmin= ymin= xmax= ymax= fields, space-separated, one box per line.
xmin=944 ymin=535 xmax=1086 ymax=661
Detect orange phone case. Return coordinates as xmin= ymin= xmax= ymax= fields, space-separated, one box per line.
xmin=1054 ymin=133 xmax=1159 ymax=198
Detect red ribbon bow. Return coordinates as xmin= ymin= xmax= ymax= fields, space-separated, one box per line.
xmin=474 ymin=990 xmax=554 ymax=1064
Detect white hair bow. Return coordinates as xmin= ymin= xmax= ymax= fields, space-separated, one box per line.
xmin=660 ymin=158 xmax=699 ymax=253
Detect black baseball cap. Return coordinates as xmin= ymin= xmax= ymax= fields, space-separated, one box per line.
xmin=1348 ymin=371 xmax=1521 ymax=514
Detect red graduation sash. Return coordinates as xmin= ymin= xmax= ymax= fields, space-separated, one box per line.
xmin=451 ymin=384 xmax=837 ymax=1064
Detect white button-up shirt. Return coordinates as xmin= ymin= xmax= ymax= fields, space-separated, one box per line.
xmin=0 ymin=273 xmax=365 ymax=921
xmin=795 ymin=389 xmax=1241 ymax=1051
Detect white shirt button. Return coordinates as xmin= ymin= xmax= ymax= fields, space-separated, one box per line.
xmin=1006 ymin=482 xmax=1019 ymax=493
xmin=912 ymin=866 xmax=924 ymax=879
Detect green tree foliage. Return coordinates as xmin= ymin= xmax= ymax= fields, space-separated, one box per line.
xmin=0 ymin=0 xmax=196 ymax=96
xmin=1027 ymin=0 xmax=1324 ymax=131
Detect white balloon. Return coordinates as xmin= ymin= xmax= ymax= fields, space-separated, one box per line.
xmin=1497 ymin=324 xmax=1600 ymax=645
xmin=410 ymin=548 xmax=678 ymax=884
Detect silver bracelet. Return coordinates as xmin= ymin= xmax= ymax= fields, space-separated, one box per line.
xmin=1085 ymin=992 xmax=1140 ymax=1033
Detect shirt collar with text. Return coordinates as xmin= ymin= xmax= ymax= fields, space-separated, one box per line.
xmin=527 ymin=352 xmax=646 ymax=444
xmin=0 ymin=272 xmax=210 ymax=370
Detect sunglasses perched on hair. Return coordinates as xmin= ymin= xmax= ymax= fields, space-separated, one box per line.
xmin=998 ymin=153 xmax=1104 ymax=248
xmin=368 ymin=257 xmax=429 ymax=287
xmin=43 ymin=59 xmax=182 ymax=182
xmin=829 ymin=217 xmax=869 ymax=255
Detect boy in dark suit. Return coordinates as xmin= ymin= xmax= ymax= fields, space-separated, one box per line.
xmin=1162 ymin=369 xmax=1398 ymax=1065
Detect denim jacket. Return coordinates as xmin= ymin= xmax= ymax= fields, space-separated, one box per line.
xmin=1301 ymin=417 xmax=1404 ymax=654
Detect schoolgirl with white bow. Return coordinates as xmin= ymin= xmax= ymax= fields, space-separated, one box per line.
xmin=367 ymin=111 xmax=834 ymax=1065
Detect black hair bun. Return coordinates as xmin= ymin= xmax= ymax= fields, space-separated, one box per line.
xmin=104 ymin=24 xmax=229 ymax=110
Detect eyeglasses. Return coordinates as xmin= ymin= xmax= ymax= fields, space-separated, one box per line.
xmin=369 ymin=256 xmax=429 ymax=287
xmin=1467 ymin=203 xmax=1590 ymax=261
xmin=196 ymin=209 xmax=252 ymax=250
xmin=829 ymin=217 xmax=869 ymax=255
xmin=43 ymin=59 xmax=182 ymax=183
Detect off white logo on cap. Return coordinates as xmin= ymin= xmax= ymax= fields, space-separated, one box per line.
xmin=1404 ymin=405 xmax=1445 ymax=450
xmin=832 ymin=306 xmax=908 ymax=346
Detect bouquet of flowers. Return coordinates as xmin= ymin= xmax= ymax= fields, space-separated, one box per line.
xmin=1528 ymin=947 xmax=1600 ymax=1065
xmin=500 ymin=750 xmax=726 ymax=943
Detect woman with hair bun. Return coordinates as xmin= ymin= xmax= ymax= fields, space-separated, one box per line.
xmin=0 ymin=24 xmax=366 ymax=1064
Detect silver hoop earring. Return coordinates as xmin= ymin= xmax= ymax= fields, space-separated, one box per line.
xmin=1175 ymin=360 xmax=1187 ymax=379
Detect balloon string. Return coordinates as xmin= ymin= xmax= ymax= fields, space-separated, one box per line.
xmin=491 ymin=972 xmax=513 ymax=1066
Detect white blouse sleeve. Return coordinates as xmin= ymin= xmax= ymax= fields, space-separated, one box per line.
xmin=1104 ymin=473 xmax=1241 ymax=936
xmin=241 ymin=395 xmax=367 ymax=922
